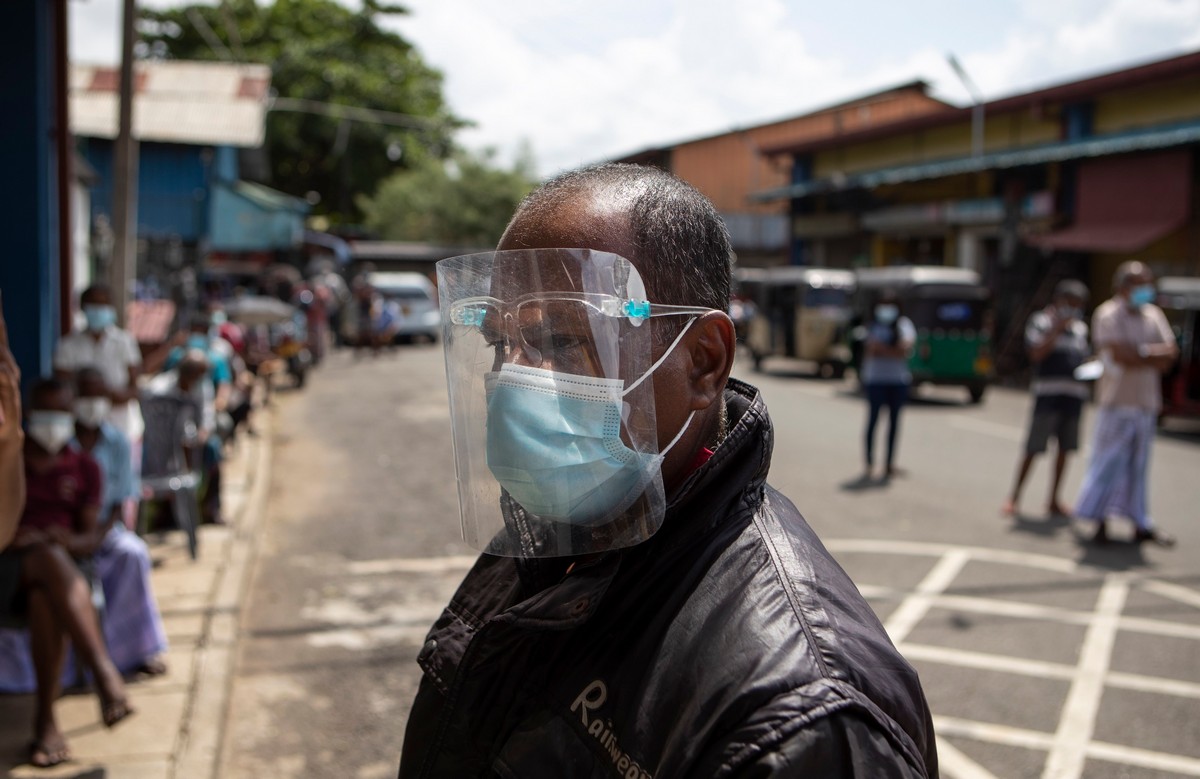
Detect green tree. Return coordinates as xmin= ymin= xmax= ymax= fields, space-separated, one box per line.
xmin=138 ymin=0 xmax=463 ymax=223
xmin=358 ymin=145 xmax=539 ymax=246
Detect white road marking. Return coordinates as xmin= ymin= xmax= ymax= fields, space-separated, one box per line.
xmin=901 ymin=643 xmax=1075 ymax=682
xmin=935 ymin=717 xmax=1200 ymax=776
xmin=884 ymin=549 xmax=971 ymax=643
xmin=935 ymin=716 xmax=1054 ymax=751
xmin=1140 ymin=579 xmax=1200 ymax=610
xmin=903 ymin=642 xmax=1200 ymax=700
xmin=1107 ymin=669 xmax=1200 ymax=699
xmin=936 ymin=736 xmax=1000 ymax=779
xmin=1118 ymin=614 xmax=1200 ymax=641
xmin=866 ymin=585 xmax=1200 ymax=641
xmin=949 ymin=416 xmax=1025 ymax=442
xmin=826 ymin=538 xmax=1078 ymax=573
xmin=344 ymin=555 xmax=479 ymax=575
xmin=1087 ymin=739 xmax=1200 ymax=776
xmin=932 ymin=593 xmax=1092 ymax=625
xmin=1042 ymin=575 xmax=1129 ymax=779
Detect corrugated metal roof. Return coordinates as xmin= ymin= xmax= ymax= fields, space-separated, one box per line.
xmin=751 ymin=120 xmax=1200 ymax=202
xmin=70 ymin=60 xmax=271 ymax=148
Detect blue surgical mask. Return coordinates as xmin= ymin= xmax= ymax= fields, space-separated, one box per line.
xmin=83 ymin=304 xmax=116 ymax=332
xmin=1129 ymin=284 xmax=1156 ymax=308
xmin=484 ymin=321 xmax=697 ymax=524
xmin=875 ymin=304 xmax=899 ymax=324
xmin=187 ymin=334 xmax=210 ymax=351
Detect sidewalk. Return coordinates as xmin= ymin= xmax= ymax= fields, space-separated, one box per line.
xmin=0 ymin=410 xmax=273 ymax=779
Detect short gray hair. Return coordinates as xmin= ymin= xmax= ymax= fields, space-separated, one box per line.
xmin=1113 ymin=260 xmax=1150 ymax=290
xmin=509 ymin=163 xmax=733 ymax=312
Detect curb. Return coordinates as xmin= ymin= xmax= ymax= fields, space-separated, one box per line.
xmin=171 ymin=409 xmax=274 ymax=779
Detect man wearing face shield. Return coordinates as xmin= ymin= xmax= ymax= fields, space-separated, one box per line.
xmin=399 ymin=164 xmax=937 ymax=777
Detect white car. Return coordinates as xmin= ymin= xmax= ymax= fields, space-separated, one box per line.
xmin=367 ymin=271 xmax=441 ymax=343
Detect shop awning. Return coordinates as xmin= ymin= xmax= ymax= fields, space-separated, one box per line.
xmin=209 ymin=180 xmax=310 ymax=252
xmin=1026 ymin=149 xmax=1191 ymax=253
xmin=750 ymin=120 xmax=1200 ymax=202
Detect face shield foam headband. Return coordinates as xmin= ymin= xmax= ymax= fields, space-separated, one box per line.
xmin=484 ymin=318 xmax=698 ymax=525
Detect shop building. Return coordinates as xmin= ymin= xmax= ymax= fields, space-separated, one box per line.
xmin=613 ymin=82 xmax=951 ymax=266
xmin=753 ymin=49 xmax=1200 ymax=375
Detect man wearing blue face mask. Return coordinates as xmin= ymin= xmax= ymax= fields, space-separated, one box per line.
xmin=53 ymin=285 xmax=144 ymax=460
xmin=1075 ymin=261 xmax=1178 ymax=546
xmin=399 ymin=164 xmax=937 ymax=778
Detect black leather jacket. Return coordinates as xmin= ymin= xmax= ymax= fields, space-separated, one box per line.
xmin=399 ymin=379 xmax=938 ymax=778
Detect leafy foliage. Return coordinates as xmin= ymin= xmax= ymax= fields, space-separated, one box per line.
xmin=138 ymin=0 xmax=463 ymax=223
xmin=358 ymin=145 xmax=539 ymax=246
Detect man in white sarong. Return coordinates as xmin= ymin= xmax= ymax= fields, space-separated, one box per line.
xmin=1076 ymin=261 xmax=1178 ymax=546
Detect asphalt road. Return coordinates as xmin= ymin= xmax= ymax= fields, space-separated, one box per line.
xmin=220 ymin=344 xmax=1200 ymax=779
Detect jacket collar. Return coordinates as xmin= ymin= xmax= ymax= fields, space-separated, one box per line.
xmin=667 ymin=378 xmax=771 ymax=517
xmin=509 ymin=378 xmax=774 ymax=607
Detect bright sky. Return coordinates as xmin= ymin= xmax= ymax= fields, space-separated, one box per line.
xmin=71 ymin=0 xmax=1200 ymax=177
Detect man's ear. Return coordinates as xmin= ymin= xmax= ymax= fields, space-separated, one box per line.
xmin=686 ymin=312 xmax=736 ymax=411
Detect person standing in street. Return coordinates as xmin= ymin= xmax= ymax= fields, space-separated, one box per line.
xmin=399 ymin=164 xmax=937 ymax=777
xmin=860 ymin=290 xmax=916 ymax=481
xmin=1076 ymin=261 xmax=1178 ymax=546
xmin=1004 ymin=280 xmax=1091 ymax=517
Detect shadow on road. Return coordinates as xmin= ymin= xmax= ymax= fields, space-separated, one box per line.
xmin=1006 ymin=511 xmax=1071 ymax=539
xmin=838 ymin=472 xmax=902 ymax=492
xmin=1072 ymin=530 xmax=1152 ymax=571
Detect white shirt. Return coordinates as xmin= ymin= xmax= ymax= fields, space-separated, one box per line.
xmin=54 ymin=326 xmax=145 ymax=440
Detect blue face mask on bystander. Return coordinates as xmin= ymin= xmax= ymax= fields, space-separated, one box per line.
xmin=83 ymin=305 xmax=117 ymax=332
xmin=1129 ymin=284 xmax=1156 ymax=309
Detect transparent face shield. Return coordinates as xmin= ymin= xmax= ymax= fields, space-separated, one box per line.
xmin=437 ymin=248 xmax=712 ymax=558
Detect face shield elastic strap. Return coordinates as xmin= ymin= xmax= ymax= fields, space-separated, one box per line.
xmin=622 ymin=316 xmax=699 ymax=460
xmin=622 ymin=316 xmax=698 ymax=397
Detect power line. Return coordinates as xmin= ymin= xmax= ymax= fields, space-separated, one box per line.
xmin=267 ymin=96 xmax=455 ymax=132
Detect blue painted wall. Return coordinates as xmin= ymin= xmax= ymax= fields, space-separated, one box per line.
xmin=82 ymin=138 xmax=215 ymax=243
xmin=0 ymin=0 xmax=60 ymax=388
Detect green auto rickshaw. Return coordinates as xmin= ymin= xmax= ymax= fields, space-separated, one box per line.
xmin=852 ymin=266 xmax=993 ymax=403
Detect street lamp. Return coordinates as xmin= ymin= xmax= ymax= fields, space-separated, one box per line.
xmin=947 ymin=54 xmax=985 ymax=159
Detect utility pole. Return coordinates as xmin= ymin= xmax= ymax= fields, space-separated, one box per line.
xmin=110 ymin=0 xmax=139 ymax=325
xmin=946 ymin=54 xmax=985 ymax=159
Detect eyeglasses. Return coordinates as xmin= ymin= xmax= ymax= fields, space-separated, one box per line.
xmin=450 ymin=293 xmax=713 ymax=371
